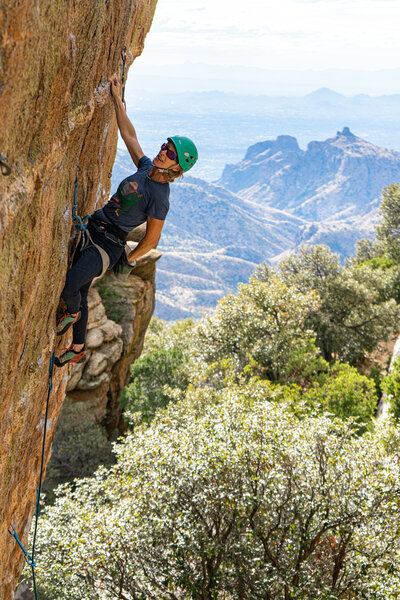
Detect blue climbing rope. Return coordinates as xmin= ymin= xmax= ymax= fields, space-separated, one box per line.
xmin=8 ymin=165 xmax=90 ymax=595
xmin=9 ymin=352 xmax=55 ymax=600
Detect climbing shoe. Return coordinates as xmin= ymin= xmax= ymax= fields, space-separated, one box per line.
xmin=54 ymin=344 xmax=86 ymax=368
xmin=56 ymin=311 xmax=81 ymax=336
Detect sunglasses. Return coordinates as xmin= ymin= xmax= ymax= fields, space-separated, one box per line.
xmin=160 ymin=143 xmax=177 ymax=161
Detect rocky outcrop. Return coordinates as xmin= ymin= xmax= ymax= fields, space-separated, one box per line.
xmin=218 ymin=128 xmax=400 ymax=221
xmin=0 ymin=1 xmax=157 ymax=597
xmin=67 ymin=234 xmax=161 ymax=436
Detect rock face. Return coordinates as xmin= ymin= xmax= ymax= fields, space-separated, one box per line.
xmin=0 ymin=1 xmax=157 ymax=597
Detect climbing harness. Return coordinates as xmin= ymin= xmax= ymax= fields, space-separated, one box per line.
xmin=82 ymin=227 xmax=110 ymax=279
xmin=0 ymin=152 xmax=12 ymax=176
xmin=9 ymin=352 xmax=55 ymax=600
xmin=68 ymin=167 xmax=112 ymax=277
xmin=121 ymin=46 xmax=127 ymax=110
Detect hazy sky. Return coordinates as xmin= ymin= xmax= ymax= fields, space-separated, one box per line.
xmin=134 ymin=0 xmax=400 ymax=72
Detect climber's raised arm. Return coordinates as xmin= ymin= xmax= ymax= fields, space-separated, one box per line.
xmin=109 ymin=77 xmax=144 ymax=167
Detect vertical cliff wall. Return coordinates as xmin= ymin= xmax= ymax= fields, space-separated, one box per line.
xmin=0 ymin=1 xmax=157 ymax=596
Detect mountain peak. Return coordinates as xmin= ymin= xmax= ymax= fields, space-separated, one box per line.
xmin=219 ymin=129 xmax=400 ymax=223
xmin=305 ymin=88 xmax=345 ymax=101
xmin=337 ymin=126 xmax=354 ymax=137
xmin=275 ymin=135 xmax=300 ymax=151
xmin=244 ymin=135 xmax=300 ymax=160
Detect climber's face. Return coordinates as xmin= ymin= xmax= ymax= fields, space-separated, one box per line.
xmin=153 ymin=141 xmax=179 ymax=169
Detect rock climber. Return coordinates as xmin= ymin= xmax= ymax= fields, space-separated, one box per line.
xmin=54 ymin=77 xmax=198 ymax=367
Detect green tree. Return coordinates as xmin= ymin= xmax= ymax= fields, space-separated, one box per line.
xmin=275 ymin=245 xmax=398 ymax=364
xmin=120 ymin=318 xmax=194 ymax=423
xmin=304 ymin=362 xmax=378 ymax=428
xmin=351 ymin=234 xmax=400 ymax=306
xmin=142 ymin=317 xmax=194 ymax=354
xmin=376 ymin=183 xmax=400 ymax=261
xmin=191 ymin=274 xmax=326 ymax=386
xmin=381 ymin=357 xmax=400 ymax=421
xmin=351 ymin=185 xmax=400 ymax=307
xmin=352 ymin=237 xmax=383 ymax=264
xmin=35 ymin=386 xmax=400 ymax=599
xmin=43 ymin=400 xmax=114 ymax=503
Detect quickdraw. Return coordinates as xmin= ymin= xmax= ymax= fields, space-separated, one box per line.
xmin=68 ymin=166 xmax=91 ymax=267
xmin=72 ymin=167 xmax=90 ymax=238
xmin=0 ymin=153 xmax=12 ymax=176
xmin=121 ymin=46 xmax=127 ymax=110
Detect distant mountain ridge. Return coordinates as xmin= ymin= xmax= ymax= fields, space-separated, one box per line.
xmin=114 ymin=89 xmax=400 ymax=182
xmin=218 ymin=127 xmax=400 ymax=222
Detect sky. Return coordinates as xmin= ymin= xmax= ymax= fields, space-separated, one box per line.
xmin=128 ymin=0 xmax=400 ymax=95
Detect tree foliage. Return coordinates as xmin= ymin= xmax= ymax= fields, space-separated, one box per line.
xmin=32 ymin=184 xmax=400 ymax=599
xmin=35 ymin=387 xmax=400 ymax=599
xmin=381 ymin=358 xmax=400 ymax=421
xmin=303 ymin=362 xmax=378 ymax=429
xmin=120 ymin=319 xmax=194 ymax=423
xmin=43 ymin=400 xmax=114 ymax=503
xmin=352 ymin=184 xmax=400 ymax=304
xmin=376 ymin=183 xmax=400 ymax=261
xmin=266 ymin=245 xmax=398 ymax=364
xmin=191 ymin=274 xmax=326 ymax=386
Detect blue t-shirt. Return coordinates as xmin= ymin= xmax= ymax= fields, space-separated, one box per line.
xmin=98 ymin=156 xmax=170 ymax=232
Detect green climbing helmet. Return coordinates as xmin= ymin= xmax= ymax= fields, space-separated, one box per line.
xmin=168 ymin=136 xmax=198 ymax=173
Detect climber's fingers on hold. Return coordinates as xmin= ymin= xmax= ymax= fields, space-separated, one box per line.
xmin=109 ymin=77 xmax=121 ymax=96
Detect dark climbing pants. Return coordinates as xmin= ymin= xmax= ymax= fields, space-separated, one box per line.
xmin=61 ymin=223 xmax=125 ymax=344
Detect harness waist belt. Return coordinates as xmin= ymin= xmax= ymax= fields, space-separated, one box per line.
xmin=90 ymin=216 xmax=128 ymax=241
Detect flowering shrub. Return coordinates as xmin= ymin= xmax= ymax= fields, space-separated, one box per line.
xmin=35 ymin=385 xmax=400 ymax=599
